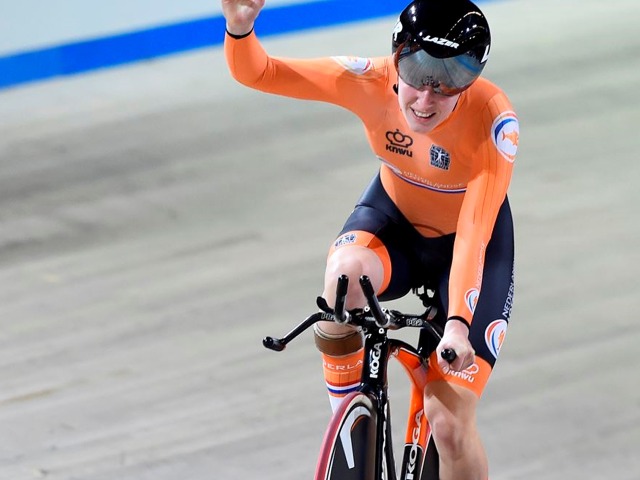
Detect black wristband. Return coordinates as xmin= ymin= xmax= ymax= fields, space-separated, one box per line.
xmin=447 ymin=316 xmax=471 ymax=328
xmin=225 ymin=28 xmax=253 ymax=40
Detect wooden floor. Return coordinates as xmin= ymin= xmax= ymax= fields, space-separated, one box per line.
xmin=1 ymin=0 xmax=639 ymax=478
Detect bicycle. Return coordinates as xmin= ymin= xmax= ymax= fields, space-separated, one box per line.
xmin=263 ymin=274 xmax=457 ymax=480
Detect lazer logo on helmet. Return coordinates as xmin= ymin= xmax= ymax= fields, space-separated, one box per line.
xmin=420 ymin=34 xmax=459 ymax=49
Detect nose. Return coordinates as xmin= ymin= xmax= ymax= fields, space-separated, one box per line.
xmin=414 ymin=85 xmax=437 ymax=104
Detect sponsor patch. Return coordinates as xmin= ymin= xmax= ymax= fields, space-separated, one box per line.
xmin=331 ymin=56 xmax=373 ymax=75
xmin=420 ymin=34 xmax=459 ymax=49
xmin=386 ymin=129 xmax=413 ymax=149
xmin=334 ymin=233 xmax=357 ymax=248
xmin=385 ymin=129 xmax=413 ymax=157
xmin=444 ymin=362 xmax=479 ymax=383
xmin=485 ymin=319 xmax=508 ymax=358
xmin=465 ymin=288 xmax=480 ymax=314
xmin=429 ymin=144 xmax=451 ymax=170
xmin=491 ymin=112 xmax=519 ymax=162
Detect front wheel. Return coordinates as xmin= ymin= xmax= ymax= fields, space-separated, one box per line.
xmin=314 ymin=391 xmax=379 ymax=480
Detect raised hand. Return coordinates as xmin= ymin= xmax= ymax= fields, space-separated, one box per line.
xmin=221 ymin=0 xmax=266 ymax=36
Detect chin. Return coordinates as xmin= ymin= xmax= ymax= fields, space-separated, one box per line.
xmin=408 ymin=119 xmax=436 ymax=134
xmin=404 ymin=110 xmax=438 ymax=133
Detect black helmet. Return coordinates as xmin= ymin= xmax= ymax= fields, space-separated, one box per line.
xmin=391 ymin=0 xmax=491 ymax=95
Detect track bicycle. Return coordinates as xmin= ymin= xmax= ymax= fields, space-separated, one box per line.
xmin=263 ymin=274 xmax=456 ymax=480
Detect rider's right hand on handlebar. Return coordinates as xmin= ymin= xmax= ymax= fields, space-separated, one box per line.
xmin=437 ymin=319 xmax=475 ymax=373
xmin=222 ymin=0 xmax=265 ymax=36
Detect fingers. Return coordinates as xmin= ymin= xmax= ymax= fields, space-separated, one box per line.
xmin=437 ymin=344 xmax=475 ymax=373
xmin=436 ymin=318 xmax=474 ymax=372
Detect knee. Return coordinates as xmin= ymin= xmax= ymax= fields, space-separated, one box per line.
xmin=428 ymin=410 xmax=468 ymax=456
xmin=325 ymin=246 xmax=372 ymax=281
xmin=324 ymin=246 xmax=384 ymax=308
xmin=424 ymin=392 xmax=477 ymax=457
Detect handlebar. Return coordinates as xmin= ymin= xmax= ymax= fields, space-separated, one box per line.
xmin=263 ymin=275 xmax=450 ymax=353
xmin=441 ymin=348 xmax=457 ymax=363
xmin=334 ymin=275 xmax=350 ymax=324
xmin=359 ymin=275 xmax=391 ymax=328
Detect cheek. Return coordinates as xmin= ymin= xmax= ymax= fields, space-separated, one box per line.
xmin=439 ymin=96 xmax=459 ymax=115
xmin=397 ymin=91 xmax=406 ymax=109
xmin=396 ymin=85 xmax=413 ymax=108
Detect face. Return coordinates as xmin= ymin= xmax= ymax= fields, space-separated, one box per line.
xmin=396 ymin=76 xmax=461 ymax=134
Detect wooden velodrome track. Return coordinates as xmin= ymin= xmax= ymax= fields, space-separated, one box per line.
xmin=1 ymin=0 xmax=638 ymax=478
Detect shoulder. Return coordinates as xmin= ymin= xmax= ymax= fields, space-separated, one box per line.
xmin=464 ymin=78 xmax=515 ymax=116
xmin=456 ymin=79 xmax=519 ymax=162
xmin=477 ymin=79 xmax=519 ymax=162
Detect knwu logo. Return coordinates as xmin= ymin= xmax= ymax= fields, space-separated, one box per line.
xmin=386 ymin=129 xmax=413 ymax=157
xmin=447 ymin=363 xmax=480 ymax=383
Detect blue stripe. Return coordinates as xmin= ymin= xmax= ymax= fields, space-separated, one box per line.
xmin=327 ymin=385 xmax=360 ymax=395
xmin=0 ymin=0 xmax=497 ymax=91
xmin=0 ymin=0 xmax=408 ymax=90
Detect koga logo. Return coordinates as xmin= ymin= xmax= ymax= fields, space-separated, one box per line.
xmin=386 ymin=129 xmax=414 ymax=157
xmin=405 ymin=410 xmax=424 ymax=480
xmin=369 ymin=342 xmax=383 ymax=378
xmin=420 ymin=34 xmax=459 ymax=49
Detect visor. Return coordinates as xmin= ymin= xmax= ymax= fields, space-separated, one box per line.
xmin=395 ymin=45 xmax=484 ymax=96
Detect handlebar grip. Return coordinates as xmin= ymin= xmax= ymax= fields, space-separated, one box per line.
xmin=441 ymin=348 xmax=457 ymax=363
xmin=359 ymin=275 xmax=389 ymax=327
xmin=334 ymin=275 xmax=349 ymax=324
xmin=263 ymin=336 xmax=286 ymax=352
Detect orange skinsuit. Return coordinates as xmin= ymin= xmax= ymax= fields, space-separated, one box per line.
xmin=224 ymin=30 xmax=518 ymax=328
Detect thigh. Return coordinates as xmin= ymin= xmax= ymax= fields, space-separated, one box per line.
xmin=328 ymin=174 xmax=422 ymax=301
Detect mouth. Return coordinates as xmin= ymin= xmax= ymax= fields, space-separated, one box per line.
xmin=411 ymin=108 xmax=436 ymax=120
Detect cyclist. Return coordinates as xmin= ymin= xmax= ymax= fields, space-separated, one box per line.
xmin=222 ymin=0 xmax=518 ymax=478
